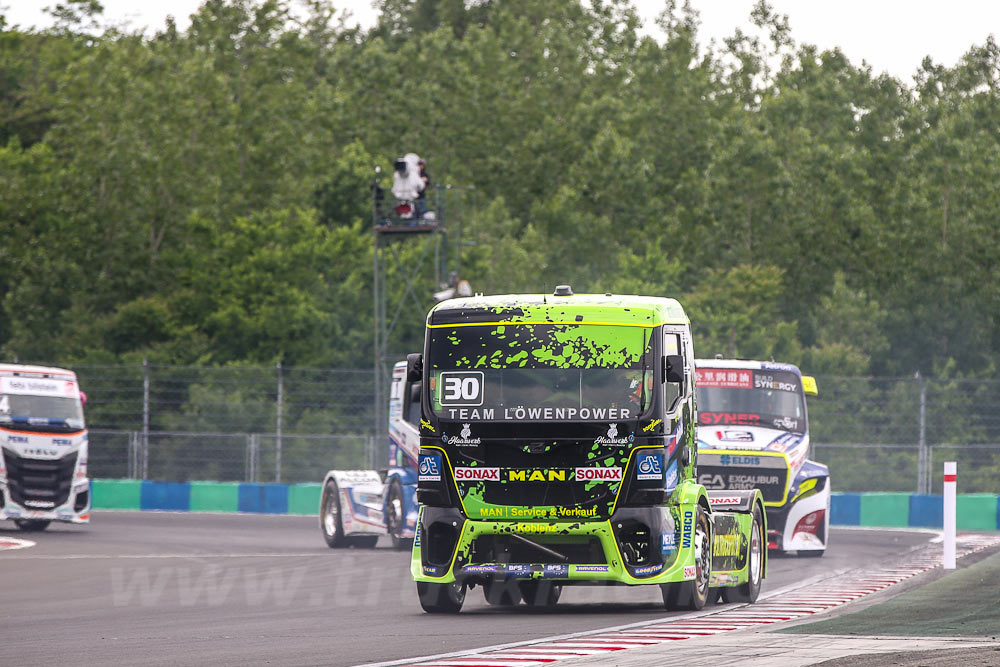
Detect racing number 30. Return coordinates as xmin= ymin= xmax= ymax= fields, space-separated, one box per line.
xmin=439 ymin=371 xmax=484 ymax=407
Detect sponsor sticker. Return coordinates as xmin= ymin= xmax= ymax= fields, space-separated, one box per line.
xmin=463 ymin=565 xmax=501 ymax=574
xmin=454 ymin=467 xmax=500 ymax=481
xmin=696 ymin=369 xmax=752 ymax=389
xmin=717 ymin=430 xmax=754 ymax=442
xmin=710 ymin=573 xmax=739 ymax=586
xmin=683 ymin=565 xmax=697 ymax=580
xmin=699 ymin=412 xmax=761 ymax=426
xmin=0 ymin=377 xmax=79 ymax=399
xmin=661 ymin=532 xmax=676 ymax=554
xmin=444 ymin=423 xmax=482 ymax=447
xmin=418 ymin=455 xmax=442 ymax=482
xmin=575 ymin=565 xmax=610 ymax=573
xmin=633 ymin=563 xmax=663 ymax=576
xmin=665 ymin=461 xmax=679 ymax=492
xmin=574 ymin=466 xmax=623 ymax=482
xmin=543 ymin=564 xmax=569 ymax=578
xmin=637 ymin=454 xmax=663 ymax=480
xmin=595 ymin=422 xmax=633 ymax=445
xmin=720 ymin=454 xmax=761 ymax=466
xmin=681 ymin=510 xmax=693 ymax=549
xmin=708 ymin=495 xmax=743 ymax=505
xmin=505 ymin=564 xmax=532 ymax=577
xmin=422 ymin=565 xmax=438 ymax=575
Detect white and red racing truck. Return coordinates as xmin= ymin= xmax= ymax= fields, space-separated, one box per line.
xmin=1 ymin=364 xmax=91 ymax=531
xmin=319 ymin=361 xmax=419 ymax=549
xmin=695 ymin=359 xmax=829 ymax=556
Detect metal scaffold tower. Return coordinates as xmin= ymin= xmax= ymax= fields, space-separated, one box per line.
xmin=372 ymin=179 xmax=467 ymax=467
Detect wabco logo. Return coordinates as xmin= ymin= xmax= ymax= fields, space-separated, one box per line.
xmin=636 ymin=454 xmax=663 ymax=480
xmin=418 ymin=455 xmax=441 ymax=482
xmin=720 ymin=454 xmax=760 ymax=466
xmin=681 ymin=510 xmax=693 ymax=548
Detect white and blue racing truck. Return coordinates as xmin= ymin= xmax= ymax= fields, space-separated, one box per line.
xmin=1 ymin=364 xmax=91 ymax=531
xmin=319 ymin=361 xmax=419 ymax=549
xmin=695 ymin=359 xmax=829 ymax=556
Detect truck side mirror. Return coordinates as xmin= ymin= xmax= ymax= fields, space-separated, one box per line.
xmin=406 ymin=353 xmax=423 ymax=383
xmin=664 ymin=354 xmax=684 ymax=384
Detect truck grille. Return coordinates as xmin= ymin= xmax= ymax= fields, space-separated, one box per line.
xmin=476 ymin=441 xmax=622 ymax=518
xmin=3 ymin=448 xmax=77 ymax=509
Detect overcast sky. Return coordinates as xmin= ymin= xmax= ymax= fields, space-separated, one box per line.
xmin=4 ymin=1 xmax=999 ymax=83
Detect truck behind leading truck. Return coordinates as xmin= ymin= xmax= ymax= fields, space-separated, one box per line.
xmin=410 ymin=288 xmax=768 ymax=613
xmin=0 ymin=364 xmax=91 ymax=531
xmin=695 ymin=358 xmax=829 ymax=556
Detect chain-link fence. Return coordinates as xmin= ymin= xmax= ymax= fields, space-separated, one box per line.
xmin=73 ymin=365 xmax=1000 ymax=492
xmin=77 ymin=363 xmax=379 ymax=484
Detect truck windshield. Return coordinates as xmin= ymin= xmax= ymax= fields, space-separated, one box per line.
xmin=696 ymin=368 xmax=805 ymax=432
xmin=0 ymin=394 xmax=85 ymax=431
xmin=428 ymin=323 xmax=655 ymax=421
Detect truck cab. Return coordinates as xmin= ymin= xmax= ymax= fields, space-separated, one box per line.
xmin=410 ymin=289 xmax=767 ymax=612
xmin=0 ymin=364 xmax=91 ymax=531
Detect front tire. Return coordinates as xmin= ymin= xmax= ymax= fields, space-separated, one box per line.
xmin=386 ymin=478 xmax=413 ymax=551
xmin=799 ymin=549 xmax=825 ymax=558
xmin=320 ymin=479 xmax=347 ymax=548
xmin=662 ymin=503 xmax=712 ymax=611
xmin=417 ymin=581 xmax=466 ymax=614
xmin=722 ymin=504 xmax=764 ymax=603
xmin=14 ymin=519 xmax=50 ymax=532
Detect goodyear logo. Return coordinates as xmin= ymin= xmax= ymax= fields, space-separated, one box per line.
xmin=681 ymin=510 xmax=693 ymax=549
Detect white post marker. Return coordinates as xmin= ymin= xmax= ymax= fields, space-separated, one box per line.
xmin=943 ymin=461 xmax=957 ymax=570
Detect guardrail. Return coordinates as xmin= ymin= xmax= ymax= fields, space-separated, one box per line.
xmin=88 ymin=481 xmax=1000 ymax=530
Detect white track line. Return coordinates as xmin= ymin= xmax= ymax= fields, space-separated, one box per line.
xmin=0 ymin=536 xmax=36 ymax=551
xmin=360 ymin=533 xmax=1000 ymax=667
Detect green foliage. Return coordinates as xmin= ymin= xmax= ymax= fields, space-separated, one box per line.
xmin=1 ymin=0 xmax=999 ymax=396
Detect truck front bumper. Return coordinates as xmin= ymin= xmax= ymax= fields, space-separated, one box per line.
xmin=411 ymin=505 xmax=697 ymax=586
xmin=0 ymin=480 xmax=91 ymax=524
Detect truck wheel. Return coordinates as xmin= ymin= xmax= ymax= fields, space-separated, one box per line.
xmin=320 ymin=479 xmax=347 ymax=548
xmin=417 ymin=581 xmax=466 ymax=614
xmin=351 ymin=535 xmax=379 ymax=548
xmin=519 ymin=581 xmax=561 ymax=607
xmin=661 ymin=504 xmax=711 ymax=611
xmin=387 ymin=478 xmax=413 ymax=551
xmin=722 ymin=504 xmax=764 ymax=603
xmin=483 ymin=579 xmax=522 ymax=606
xmin=799 ymin=549 xmax=825 ymax=558
xmin=14 ymin=519 xmax=51 ymax=532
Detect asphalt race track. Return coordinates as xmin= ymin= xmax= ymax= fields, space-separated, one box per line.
xmin=0 ymin=512 xmax=932 ymax=667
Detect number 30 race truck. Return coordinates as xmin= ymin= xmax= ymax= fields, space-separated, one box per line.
xmin=409 ymin=287 xmax=767 ymax=613
xmin=1 ymin=364 xmax=91 ymax=531
xmin=694 ymin=359 xmax=830 ymax=556
xmin=319 ymin=361 xmax=419 ymax=549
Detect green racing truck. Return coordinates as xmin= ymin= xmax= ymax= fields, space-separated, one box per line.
xmin=409 ymin=287 xmax=767 ymax=613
